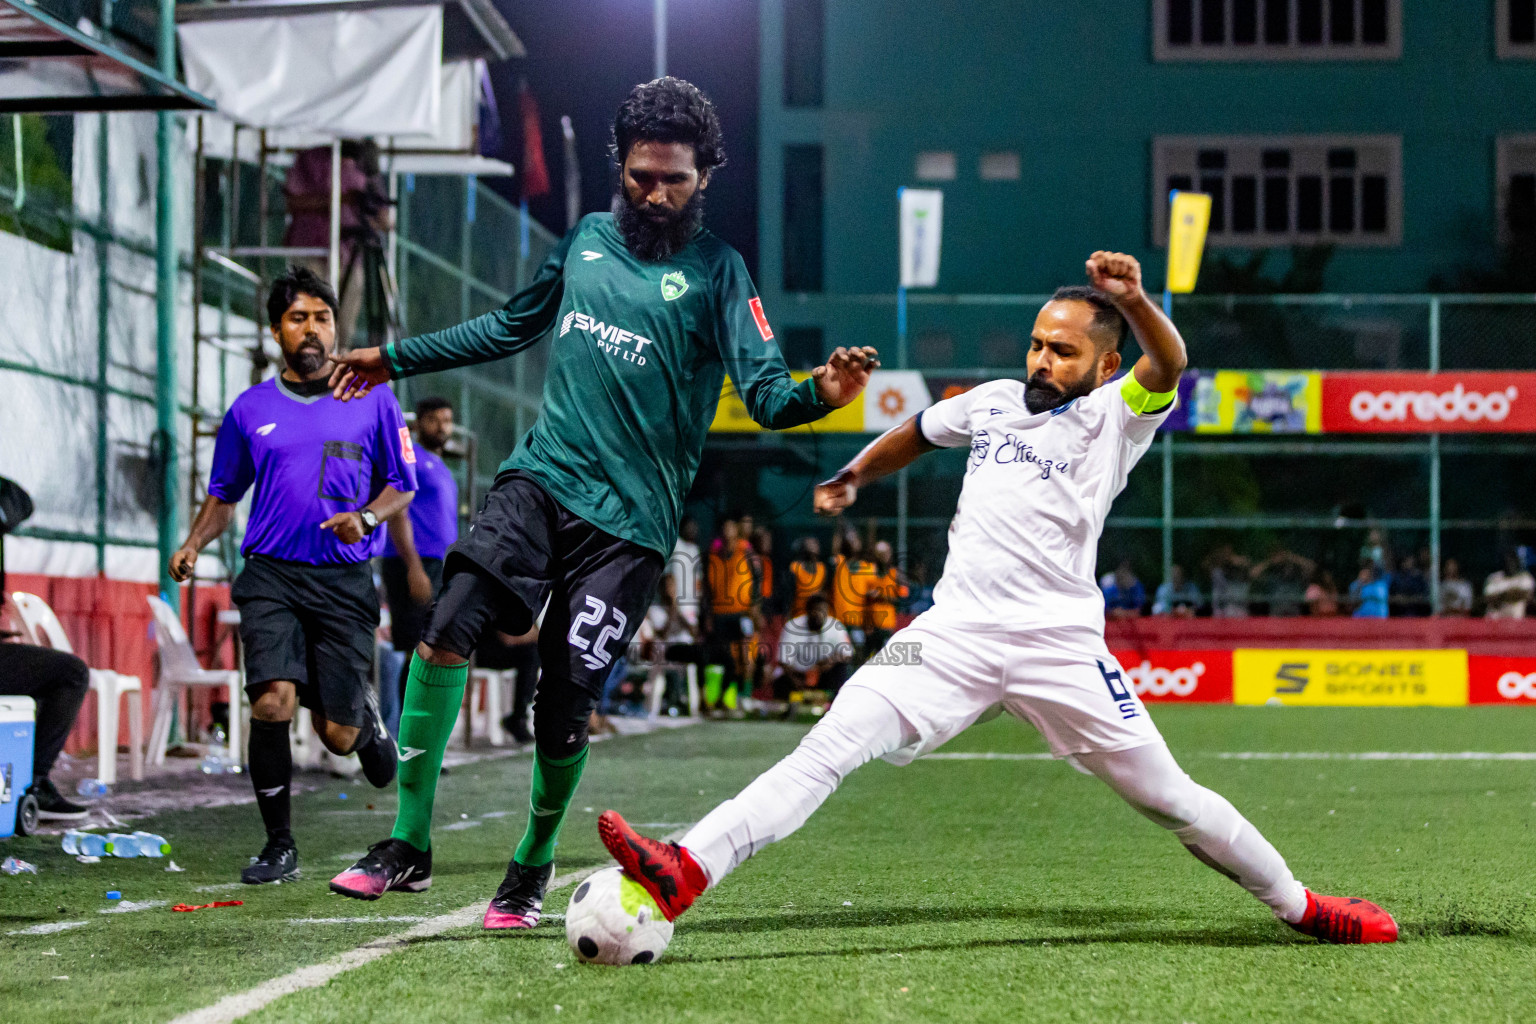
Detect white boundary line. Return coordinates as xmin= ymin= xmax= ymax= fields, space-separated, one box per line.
xmin=923 ymin=751 xmax=1536 ymax=762
xmin=166 ymin=827 xmax=689 ymax=1024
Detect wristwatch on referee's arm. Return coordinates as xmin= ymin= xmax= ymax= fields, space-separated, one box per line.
xmin=359 ymin=508 xmax=380 ymax=535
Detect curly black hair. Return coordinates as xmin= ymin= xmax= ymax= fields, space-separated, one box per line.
xmin=266 ymin=264 xmax=338 ymax=328
xmin=611 ymin=76 xmax=726 ymax=174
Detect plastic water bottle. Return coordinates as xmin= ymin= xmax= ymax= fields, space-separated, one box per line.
xmin=200 ymin=725 xmax=232 ymax=775
xmin=62 ymin=830 xmax=112 ymax=857
xmin=105 ymin=833 xmax=141 ymax=858
xmin=130 ymin=831 xmax=170 ymax=858
xmin=76 ymin=778 xmax=109 ymax=798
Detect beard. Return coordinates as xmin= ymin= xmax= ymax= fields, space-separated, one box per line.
xmin=1024 ymin=368 xmax=1098 ymax=414
xmin=284 ymin=334 xmax=328 ymax=379
xmin=612 ymin=188 xmax=704 ymax=262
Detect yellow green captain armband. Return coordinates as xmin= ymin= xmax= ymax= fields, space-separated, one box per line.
xmin=1119 ymin=374 xmax=1178 ymax=415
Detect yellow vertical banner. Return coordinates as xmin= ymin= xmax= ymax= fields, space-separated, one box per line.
xmin=1166 ymin=191 xmax=1213 ymax=294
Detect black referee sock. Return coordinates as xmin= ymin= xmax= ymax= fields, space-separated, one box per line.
xmin=248 ymin=719 xmax=294 ymax=845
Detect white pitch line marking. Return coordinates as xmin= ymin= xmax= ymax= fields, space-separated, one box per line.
xmin=194 ymin=883 xmax=245 ymax=893
xmin=167 ymin=827 xmax=689 ymax=1024
xmin=100 ymin=900 xmax=169 ymax=914
xmin=923 ymin=751 xmax=1536 ymax=762
xmin=1214 ymin=751 xmax=1536 ymax=761
xmin=440 ymin=819 xmax=482 ymax=831
xmin=8 ymin=921 xmax=90 ymax=936
xmin=287 ymin=916 xmax=432 ymax=925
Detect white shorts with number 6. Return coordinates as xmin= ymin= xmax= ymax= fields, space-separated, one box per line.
xmin=843 ymin=614 xmax=1164 ymax=765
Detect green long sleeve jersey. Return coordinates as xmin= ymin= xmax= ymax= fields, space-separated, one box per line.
xmin=384 ymin=212 xmax=831 ymax=557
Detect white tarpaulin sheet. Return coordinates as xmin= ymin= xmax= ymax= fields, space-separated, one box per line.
xmin=178 ymin=6 xmax=443 ymax=135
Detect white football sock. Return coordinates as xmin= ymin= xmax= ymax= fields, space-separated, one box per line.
xmin=682 ymin=686 xmax=917 ymax=886
xmin=1076 ymin=742 xmax=1309 ymax=923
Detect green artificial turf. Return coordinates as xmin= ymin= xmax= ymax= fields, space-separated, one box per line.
xmin=3 ymin=708 xmax=1535 ymax=1023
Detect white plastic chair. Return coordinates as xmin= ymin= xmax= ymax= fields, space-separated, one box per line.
xmin=646 ymin=662 xmax=700 ymax=719
xmin=466 ymin=667 xmax=508 ymax=747
xmin=146 ymin=595 xmax=244 ymax=766
xmin=7 ymin=592 xmax=144 ymax=785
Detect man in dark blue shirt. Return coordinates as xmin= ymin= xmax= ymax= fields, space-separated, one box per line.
xmin=380 ymin=396 xmax=459 ymax=713
xmin=169 ymin=266 xmax=417 ymax=884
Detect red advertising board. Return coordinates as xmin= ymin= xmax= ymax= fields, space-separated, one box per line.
xmin=1468 ymin=655 xmax=1536 ymax=704
xmin=1111 ymin=649 xmax=1234 ymax=703
xmin=1321 ymin=372 xmax=1536 ymax=433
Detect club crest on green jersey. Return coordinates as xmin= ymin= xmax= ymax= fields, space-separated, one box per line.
xmin=660 ymin=271 xmax=689 ymax=301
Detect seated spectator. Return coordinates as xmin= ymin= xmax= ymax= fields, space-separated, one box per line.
xmin=1152 ymin=564 xmax=1202 ymax=617
xmin=1438 ymin=559 xmax=1474 ymax=617
xmin=787 ymin=537 xmax=827 ymax=617
xmin=0 ymin=603 xmax=91 ymax=821
xmin=774 ymin=594 xmax=853 ymax=701
xmin=1305 ymin=571 xmax=1341 ymax=617
xmin=1251 ymin=550 xmax=1313 ymax=617
xmin=1205 ymin=546 xmax=1252 ymax=618
xmin=1100 ymin=560 xmax=1145 ymax=619
xmin=1484 ymin=552 xmax=1534 ymax=620
xmin=1388 ymin=555 xmax=1431 ymax=617
xmin=1349 ymin=563 xmax=1390 ymax=618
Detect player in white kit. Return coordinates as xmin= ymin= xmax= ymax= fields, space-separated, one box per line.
xmin=600 ymin=251 xmax=1398 ymax=944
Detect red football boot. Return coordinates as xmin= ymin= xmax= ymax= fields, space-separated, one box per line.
xmin=1288 ymin=889 xmax=1399 ymax=944
xmin=597 ymin=810 xmax=707 ymax=922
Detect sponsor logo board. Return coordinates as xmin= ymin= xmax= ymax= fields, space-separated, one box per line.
xmin=1233 ymin=649 xmax=1467 ymax=706
xmin=1469 ymin=656 xmax=1536 ymax=704
xmin=1320 ymin=373 xmax=1536 ymax=433
xmin=1111 ymin=650 xmax=1233 ymax=703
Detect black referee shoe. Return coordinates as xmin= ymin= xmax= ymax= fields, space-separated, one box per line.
xmin=241 ymin=837 xmax=300 ymax=884
xmin=355 ymin=704 xmax=398 ymax=789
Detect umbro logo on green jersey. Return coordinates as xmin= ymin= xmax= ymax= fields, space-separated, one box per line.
xmin=660 ymin=270 xmax=689 ymax=301
xmin=581 ymin=250 xmax=604 ymax=261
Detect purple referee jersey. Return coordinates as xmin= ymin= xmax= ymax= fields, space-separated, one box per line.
xmin=380 ymin=446 xmax=458 ymax=560
xmin=208 ymin=377 xmax=418 ymax=564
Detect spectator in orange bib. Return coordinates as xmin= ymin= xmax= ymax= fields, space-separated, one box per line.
xmin=705 ymin=519 xmax=758 ymax=712
xmin=829 ymin=527 xmax=870 ymax=645
xmin=789 ymin=536 xmax=828 ymax=616
xmin=863 ymin=540 xmax=909 ymax=656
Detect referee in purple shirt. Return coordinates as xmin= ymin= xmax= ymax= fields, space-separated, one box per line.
xmin=169 ymin=266 xmax=418 ymax=884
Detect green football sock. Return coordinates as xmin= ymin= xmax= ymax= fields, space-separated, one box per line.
xmin=389 ymin=656 xmax=467 ymax=852
xmin=513 ymin=745 xmax=589 ymax=867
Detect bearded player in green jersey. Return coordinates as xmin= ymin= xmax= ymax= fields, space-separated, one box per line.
xmin=325 ymin=78 xmax=878 ymax=927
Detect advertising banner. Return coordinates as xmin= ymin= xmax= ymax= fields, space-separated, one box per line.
xmin=710 ymin=371 xmax=930 ymax=433
xmin=1320 ymin=372 xmax=1536 ymax=433
xmin=1233 ymin=649 xmax=1468 ymax=706
xmin=899 ymin=189 xmax=944 ymax=288
xmin=1111 ymin=649 xmax=1233 ymax=703
xmin=1165 ymin=191 xmax=1213 ymax=294
xmin=1468 ymin=656 xmax=1536 ymax=704
xmin=1192 ymin=371 xmax=1321 ymax=433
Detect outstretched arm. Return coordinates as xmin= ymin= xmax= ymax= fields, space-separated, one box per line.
xmin=330 ymin=223 xmax=576 ymax=400
xmin=813 ymin=416 xmax=937 ymax=516
xmin=1085 ymin=251 xmax=1188 ymax=394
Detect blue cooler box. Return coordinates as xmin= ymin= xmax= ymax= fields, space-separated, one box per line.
xmin=0 ymin=696 xmax=36 ymax=839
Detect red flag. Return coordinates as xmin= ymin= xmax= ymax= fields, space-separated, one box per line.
xmin=519 ymin=83 xmax=551 ymax=200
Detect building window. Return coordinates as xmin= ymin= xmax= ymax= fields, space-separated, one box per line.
xmin=978 ymin=151 xmax=1021 ymax=181
xmin=782 ymin=144 xmax=823 ymax=292
xmin=780 ymin=327 xmax=825 ymax=370
xmin=1153 ymin=135 xmax=1401 ymax=246
xmin=1497 ymin=135 xmax=1536 ymax=244
xmin=783 ymin=0 xmax=824 ymax=106
xmin=1154 ymin=0 xmax=1400 ymax=60
xmin=914 ymin=151 xmax=956 ymax=182
xmin=1497 ymin=0 xmax=1536 ymax=58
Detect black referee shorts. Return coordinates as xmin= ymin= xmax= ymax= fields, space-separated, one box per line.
xmin=232 ymin=555 xmax=379 ymax=728
xmin=422 ymin=470 xmax=664 ymax=758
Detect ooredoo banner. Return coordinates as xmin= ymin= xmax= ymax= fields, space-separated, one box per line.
xmin=1468 ymin=656 xmax=1536 ymax=704
xmin=1321 ymin=373 xmax=1536 ymax=433
xmin=1112 ymin=649 xmax=1233 ymax=703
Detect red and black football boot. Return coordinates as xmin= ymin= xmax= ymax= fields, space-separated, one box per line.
xmin=597 ymin=810 xmax=707 ymax=922
xmin=1288 ymin=889 xmax=1399 ymax=944
xmin=483 ymin=859 xmax=555 ymax=930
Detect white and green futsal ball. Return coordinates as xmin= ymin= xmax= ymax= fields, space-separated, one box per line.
xmin=565 ymin=866 xmax=674 ymax=965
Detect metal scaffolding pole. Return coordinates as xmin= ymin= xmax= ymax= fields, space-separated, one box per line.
xmin=155 ymin=0 xmax=179 ymax=605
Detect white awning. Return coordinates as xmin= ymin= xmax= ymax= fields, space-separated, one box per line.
xmin=177 ymin=4 xmax=442 ymax=136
